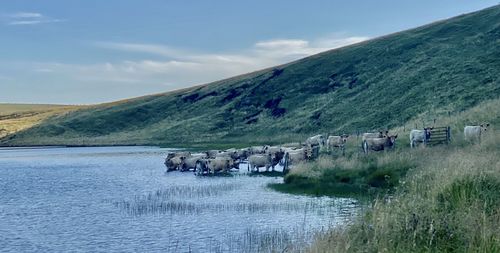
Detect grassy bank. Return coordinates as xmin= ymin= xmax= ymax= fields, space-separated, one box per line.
xmin=270 ymin=153 xmax=415 ymax=198
xmin=308 ymin=133 xmax=500 ymax=252
xmin=268 ymin=97 xmax=500 ymax=252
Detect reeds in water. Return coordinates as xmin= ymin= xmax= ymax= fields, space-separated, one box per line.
xmin=114 ymin=199 xmax=329 ymax=216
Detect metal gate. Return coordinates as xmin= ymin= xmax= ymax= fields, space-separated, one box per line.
xmin=426 ymin=126 xmax=451 ymax=146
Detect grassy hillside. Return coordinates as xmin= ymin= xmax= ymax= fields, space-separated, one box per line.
xmin=302 ymin=97 xmax=500 ymax=252
xmin=2 ymin=5 xmax=500 ymax=146
xmin=0 ymin=104 xmax=83 ymax=140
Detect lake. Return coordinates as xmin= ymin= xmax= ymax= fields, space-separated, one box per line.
xmin=0 ymin=146 xmax=359 ymax=252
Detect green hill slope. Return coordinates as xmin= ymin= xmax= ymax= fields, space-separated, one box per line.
xmin=2 ymin=5 xmax=500 ymax=147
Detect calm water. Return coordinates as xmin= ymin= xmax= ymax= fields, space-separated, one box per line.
xmin=0 ymin=146 xmax=359 ymax=252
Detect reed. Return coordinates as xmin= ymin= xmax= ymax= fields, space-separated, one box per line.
xmin=115 ymin=199 xmax=329 ymax=216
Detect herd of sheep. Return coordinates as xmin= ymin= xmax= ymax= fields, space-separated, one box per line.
xmin=164 ymin=123 xmax=490 ymax=175
xmin=164 ymin=144 xmax=320 ymax=176
xmin=164 ymin=132 xmax=384 ymax=175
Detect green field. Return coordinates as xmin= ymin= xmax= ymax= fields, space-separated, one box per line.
xmin=1 ymin=5 xmax=499 ymax=147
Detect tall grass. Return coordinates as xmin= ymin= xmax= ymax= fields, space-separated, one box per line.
xmin=308 ymin=131 xmax=500 ymax=252
xmin=270 ymin=151 xmax=416 ymax=197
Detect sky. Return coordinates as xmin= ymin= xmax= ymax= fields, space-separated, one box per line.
xmin=1 ymin=1 xmax=498 ymax=104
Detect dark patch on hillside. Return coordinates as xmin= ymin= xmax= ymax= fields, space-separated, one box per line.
xmin=264 ymin=97 xmax=282 ymax=109
xmin=309 ymin=110 xmax=322 ymax=126
xmin=244 ymin=110 xmax=263 ymax=120
xmin=182 ymin=91 xmax=218 ymax=103
xmin=182 ymin=93 xmax=199 ymax=102
xmin=198 ymin=91 xmax=219 ymax=101
xmin=329 ymin=70 xmax=359 ymax=90
xmin=250 ymin=68 xmax=284 ymax=95
xmin=220 ymin=89 xmax=242 ymax=104
xmin=271 ymin=107 xmax=286 ymax=118
xmin=317 ymin=78 xmax=337 ymax=93
xmin=310 ymin=111 xmax=322 ymax=120
xmin=264 ymin=97 xmax=286 ymax=118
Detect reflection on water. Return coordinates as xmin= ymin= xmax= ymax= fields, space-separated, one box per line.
xmin=0 ymin=146 xmax=359 ymax=252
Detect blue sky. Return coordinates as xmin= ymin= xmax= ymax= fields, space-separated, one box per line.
xmin=1 ymin=1 xmax=498 ymax=104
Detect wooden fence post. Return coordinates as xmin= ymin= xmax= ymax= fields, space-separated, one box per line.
xmin=447 ymin=126 xmax=451 ymax=144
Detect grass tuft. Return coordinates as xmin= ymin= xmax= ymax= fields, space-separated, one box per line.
xmin=270 ymin=153 xmax=415 ymax=198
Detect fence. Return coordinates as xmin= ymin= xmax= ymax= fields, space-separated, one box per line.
xmin=425 ymin=126 xmax=451 ymax=146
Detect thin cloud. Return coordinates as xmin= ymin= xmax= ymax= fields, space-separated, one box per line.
xmin=94 ymin=42 xmax=186 ymax=58
xmin=8 ymin=12 xmax=43 ymax=18
xmin=9 ymin=20 xmax=43 ymax=25
xmin=95 ymin=35 xmax=369 ymax=68
xmin=53 ymin=35 xmax=370 ymax=87
xmin=34 ymin=68 xmax=54 ymax=73
xmin=255 ymin=39 xmax=309 ymax=49
xmin=314 ymin=36 xmax=370 ymax=48
xmin=3 ymin=12 xmax=64 ymax=26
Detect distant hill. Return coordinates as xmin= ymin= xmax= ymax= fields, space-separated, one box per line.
xmin=0 ymin=104 xmax=82 ymax=140
xmin=2 ymin=5 xmax=500 ymax=147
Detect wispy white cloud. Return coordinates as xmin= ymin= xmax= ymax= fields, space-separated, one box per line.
xmin=255 ymin=39 xmax=309 ymax=49
xmin=8 ymin=12 xmax=43 ymax=18
xmin=94 ymin=42 xmax=187 ymax=58
xmin=315 ymin=36 xmax=369 ymax=48
xmin=45 ymin=35 xmax=368 ymax=86
xmin=3 ymin=12 xmax=64 ymax=26
xmin=253 ymin=35 xmax=369 ymax=60
xmin=34 ymin=68 xmax=54 ymax=73
xmin=94 ymin=34 xmax=370 ymax=75
xmin=9 ymin=20 xmax=43 ymax=25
